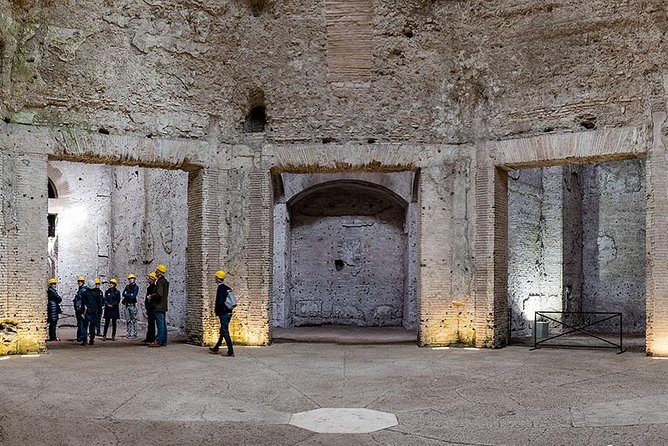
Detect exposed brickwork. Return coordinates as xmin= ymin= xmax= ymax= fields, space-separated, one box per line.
xmin=646 ymin=112 xmax=668 ymax=355
xmin=325 ymin=0 xmax=373 ymax=88
xmin=0 ymin=151 xmax=49 ymax=350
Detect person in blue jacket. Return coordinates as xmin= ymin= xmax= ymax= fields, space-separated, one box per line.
xmin=73 ymin=276 xmax=86 ymax=343
xmin=46 ymin=278 xmax=62 ymax=342
xmin=81 ymin=279 xmax=103 ymax=345
xmin=209 ymin=270 xmax=234 ymax=357
xmin=103 ymin=278 xmax=121 ymax=341
xmin=122 ymin=274 xmax=139 ymax=339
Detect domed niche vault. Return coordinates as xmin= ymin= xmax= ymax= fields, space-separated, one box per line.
xmin=272 ymin=172 xmax=418 ymax=330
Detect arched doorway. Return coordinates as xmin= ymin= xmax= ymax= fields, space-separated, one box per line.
xmin=272 ymin=172 xmax=418 ymax=335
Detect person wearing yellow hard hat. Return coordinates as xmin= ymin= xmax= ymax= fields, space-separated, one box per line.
xmin=74 ymin=276 xmax=87 ymax=343
xmin=149 ymin=264 xmax=169 ymax=347
xmin=142 ymin=272 xmax=158 ymax=344
xmin=92 ymin=279 xmax=104 ymax=336
xmin=102 ymin=278 xmax=121 ymax=341
xmin=209 ymin=270 xmax=235 ymax=357
xmin=81 ymin=279 xmax=104 ymax=345
xmin=46 ymin=278 xmax=62 ymax=342
xmin=122 ymin=274 xmax=139 ymax=339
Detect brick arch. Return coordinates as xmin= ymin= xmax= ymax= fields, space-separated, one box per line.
xmin=47 ymin=164 xmax=71 ymax=199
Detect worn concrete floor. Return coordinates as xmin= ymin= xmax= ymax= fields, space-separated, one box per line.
xmin=1 ymin=337 xmax=668 ymax=445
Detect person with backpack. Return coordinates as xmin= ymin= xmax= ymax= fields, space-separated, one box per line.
xmin=73 ymin=276 xmax=86 ymax=343
xmin=122 ymin=274 xmax=139 ymax=339
xmin=209 ymin=270 xmax=235 ymax=357
xmin=46 ymin=278 xmax=62 ymax=342
xmin=102 ymin=279 xmax=121 ymax=341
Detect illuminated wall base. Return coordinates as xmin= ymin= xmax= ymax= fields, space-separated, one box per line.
xmin=0 ymin=319 xmax=44 ymax=356
xmin=203 ymin=315 xmax=270 ymax=347
xmin=420 ymin=318 xmax=476 ymax=347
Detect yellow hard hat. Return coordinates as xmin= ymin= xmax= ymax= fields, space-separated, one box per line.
xmin=48 ymin=278 xmax=57 ymax=285
xmin=215 ymin=270 xmax=226 ymax=280
xmin=109 ymin=278 xmax=118 ymax=285
xmin=127 ymin=274 xmax=136 ymax=279
xmin=148 ymin=272 xmax=157 ymax=280
xmin=77 ymin=276 xmax=85 ymax=282
xmin=94 ymin=278 xmax=101 ymax=284
xmin=156 ymin=264 xmax=167 ymax=273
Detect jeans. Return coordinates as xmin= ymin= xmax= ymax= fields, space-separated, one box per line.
xmin=155 ymin=312 xmax=167 ymax=345
xmin=213 ymin=313 xmax=234 ymax=354
xmin=48 ymin=318 xmax=58 ymax=340
xmin=144 ymin=310 xmax=156 ymax=343
xmin=76 ymin=314 xmax=86 ymax=342
xmin=124 ymin=304 xmax=138 ymax=337
xmin=87 ymin=319 xmax=97 ymax=343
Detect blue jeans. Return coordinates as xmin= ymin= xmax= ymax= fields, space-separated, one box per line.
xmin=76 ymin=314 xmax=86 ymax=342
xmin=155 ymin=312 xmax=167 ymax=345
xmin=214 ymin=313 xmax=233 ymax=354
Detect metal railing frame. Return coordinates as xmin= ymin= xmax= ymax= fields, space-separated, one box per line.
xmin=532 ymin=311 xmax=624 ymax=354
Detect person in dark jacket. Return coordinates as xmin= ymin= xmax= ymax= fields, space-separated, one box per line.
xmin=46 ymin=278 xmax=62 ymax=342
xmin=73 ymin=276 xmax=86 ymax=343
xmin=142 ymin=272 xmax=157 ymax=344
xmin=93 ymin=279 xmax=103 ymax=336
xmin=122 ymin=274 xmax=139 ymax=339
xmin=103 ymin=278 xmax=121 ymax=341
xmin=148 ymin=264 xmax=169 ymax=347
xmin=82 ymin=279 xmax=103 ymax=345
xmin=209 ymin=270 xmax=234 ymax=357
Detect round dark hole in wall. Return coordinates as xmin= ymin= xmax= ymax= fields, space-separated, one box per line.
xmin=334 ymin=259 xmax=345 ymax=271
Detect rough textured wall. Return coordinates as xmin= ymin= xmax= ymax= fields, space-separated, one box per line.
xmin=110 ymin=166 xmax=188 ymax=333
xmin=49 ymin=161 xmax=113 ymax=309
xmin=507 ymin=167 xmax=563 ymax=337
xmin=0 ymin=150 xmax=47 ymax=352
xmin=0 ymin=1 xmax=665 ymax=143
xmin=580 ymin=159 xmax=646 ymax=333
xmin=48 ymin=161 xmax=188 ymax=332
xmin=289 ymin=185 xmax=406 ymax=327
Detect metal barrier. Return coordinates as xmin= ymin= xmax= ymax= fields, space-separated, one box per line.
xmin=532 ymin=311 xmax=624 ymax=354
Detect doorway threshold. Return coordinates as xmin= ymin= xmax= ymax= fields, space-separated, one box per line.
xmin=272 ymin=326 xmax=418 ymax=345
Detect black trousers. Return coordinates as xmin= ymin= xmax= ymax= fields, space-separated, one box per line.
xmin=103 ymin=318 xmax=117 ymax=338
xmin=48 ymin=319 xmax=58 ymax=340
xmin=145 ymin=310 xmax=156 ymax=342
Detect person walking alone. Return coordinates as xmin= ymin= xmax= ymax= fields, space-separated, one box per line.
xmin=142 ymin=272 xmax=157 ymax=344
xmin=209 ymin=270 xmax=235 ymax=357
xmin=46 ymin=278 xmax=62 ymax=342
xmin=103 ymin=279 xmax=121 ymax=341
xmin=122 ymin=274 xmax=139 ymax=339
xmin=149 ymin=264 xmax=169 ymax=347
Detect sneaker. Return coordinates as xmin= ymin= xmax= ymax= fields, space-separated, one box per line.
xmin=111 ymin=337 xmax=115 ymax=341
xmin=79 ymin=342 xmax=86 ymax=346
xmin=148 ymin=343 xmax=161 ymax=348
xmin=209 ymin=347 xmax=219 ymax=354
xmin=227 ymin=352 xmax=235 ymax=357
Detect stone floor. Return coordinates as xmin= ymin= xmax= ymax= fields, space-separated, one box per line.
xmin=1 ymin=334 xmax=668 ymax=445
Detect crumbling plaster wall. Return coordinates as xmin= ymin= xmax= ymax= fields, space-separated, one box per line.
xmin=48 ymin=160 xmax=188 ymax=333
xmin=507 ymin=166 xmax=563 ymax=337
xmin=0 ymin=1 xmax=665 ymax=144
xmin=580 ymin=159 xmax=646 ymax=333
xmin=508 ymin=159 xmax=646 ymax=337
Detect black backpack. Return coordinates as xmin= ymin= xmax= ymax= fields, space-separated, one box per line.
xmin=73 ymin=293 xmax=83 ymax=313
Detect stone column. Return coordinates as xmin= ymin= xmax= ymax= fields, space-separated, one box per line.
xmin=473 ymin=143 xmax=508 ymax=348
xmin=417 ymin=164 xmax=455 ymax=346
xmin=0 ymin=150 xmax=48 ymax=354
xmin=646 ymin=111 xmax=668 ymax=355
